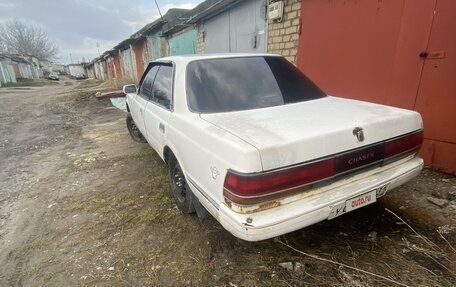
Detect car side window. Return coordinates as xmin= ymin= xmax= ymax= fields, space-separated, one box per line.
xmin=139 ymin=65 xmax=159 ymax=100
xmin=151 ymin=65 xmax=173 ymax=110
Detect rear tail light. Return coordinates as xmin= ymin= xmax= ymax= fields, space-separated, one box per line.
xmin=384 ymin=130 xmax=423 ymax=159
xmin=224 ymin=158 xmax=334 ymax=204
xmin=224 ymin=129 xmax=423 ymax=205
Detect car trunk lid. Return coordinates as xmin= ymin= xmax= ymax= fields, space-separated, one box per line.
xmin=201 ymin=96 xmax=423 ymax=171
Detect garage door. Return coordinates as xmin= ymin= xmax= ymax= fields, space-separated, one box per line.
xmin=169 ymin=29 xmax=197 ymax=56
xmin=296 ymin=0 xmax=455 ymax=173
xmin=204 ymin=0 xmax=267 ymax=53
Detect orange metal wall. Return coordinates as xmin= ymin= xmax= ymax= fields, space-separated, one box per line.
xmin=113 ymin=54 xmax=122 ymax=79
xmin=132 ymin=38 xmax=147 ymax=81
xmin=297 ymin=0 xmax=455 ymax=174
xmin=105 ymin=54 xmax=123 ymax=80
xmin=413 ymin=0 xmax=456 ymax=173
xmin=101 ymin=61 xmax=108 ymax=81
xmin=12 ymin=64 xmax=21 ymax=78
xmin=107 ymin=59 xmax=116 ymax=80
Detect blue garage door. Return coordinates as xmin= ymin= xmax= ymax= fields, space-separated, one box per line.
xmin=169 ymin=29 xmax=197 ymax=56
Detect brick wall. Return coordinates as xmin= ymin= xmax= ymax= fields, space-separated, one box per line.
xmin=267 ymin=0 xmax=301 ymax=65
xmin=196 ymin=25 xmax=205 ymax=54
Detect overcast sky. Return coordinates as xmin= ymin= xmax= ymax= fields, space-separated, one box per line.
xmin=0 ymin=0 xmax=202 ymax=64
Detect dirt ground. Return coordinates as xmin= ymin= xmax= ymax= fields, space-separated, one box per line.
xmin=0 ymin=78 xmax=455 ymax=287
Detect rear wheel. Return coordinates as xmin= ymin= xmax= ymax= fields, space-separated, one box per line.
xmin=168 ymin=154 xmax=195 ymax=213
xmin=126 ymin=113 xmax=146 ymax=143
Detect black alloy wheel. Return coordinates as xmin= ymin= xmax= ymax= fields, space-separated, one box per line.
xmin=126 ymin=113 xmax=147 ymax=143
xmin=168 ymin=154 xmax=195 ymax=213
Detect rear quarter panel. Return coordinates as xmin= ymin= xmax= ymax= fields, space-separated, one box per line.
xmin=166 ymin=113 xmax=262 ymax=210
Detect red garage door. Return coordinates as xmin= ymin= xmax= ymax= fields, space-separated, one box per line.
xmin=13 ymin=63 xmax=21 ymax=78
xmin=297 ymin=0 xmax=455 ymax=174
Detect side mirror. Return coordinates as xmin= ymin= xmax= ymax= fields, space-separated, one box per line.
xmin=123 ymin=84 xmax=137 ymax=94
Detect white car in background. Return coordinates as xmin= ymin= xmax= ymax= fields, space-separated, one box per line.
xmin=48 ymin=71 xmax=59 ymax=81
xmin=123 ymin=54 xmax=424 ymax=241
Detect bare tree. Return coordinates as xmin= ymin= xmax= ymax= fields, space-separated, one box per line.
xmin=0 ymin=20 xmax=58 ymax=60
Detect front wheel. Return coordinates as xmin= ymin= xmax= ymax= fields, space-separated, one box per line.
xmin=126 ymin=113 xmax=147 ymax=143
xmin=168 ymin=154 xmax=195 ymax=214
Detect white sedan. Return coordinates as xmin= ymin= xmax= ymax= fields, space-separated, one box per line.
xmin=124 ymin=54 xmax=423 ymax=241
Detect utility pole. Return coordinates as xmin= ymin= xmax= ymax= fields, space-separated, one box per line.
xmin=96 ymin=42 xmax=100 ymax=56
xmin=70 ymin=53 xmax=73 ymax=64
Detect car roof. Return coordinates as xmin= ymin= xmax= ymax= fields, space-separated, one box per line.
xmin=154 ymin=53 xmax=282 ymax=66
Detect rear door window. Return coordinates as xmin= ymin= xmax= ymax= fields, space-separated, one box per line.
xmin=150 ymin=65 xmax=173 ymax=110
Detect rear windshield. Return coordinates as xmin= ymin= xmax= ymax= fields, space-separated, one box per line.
xmin=186 ymin=56 xmax=326 ymax=113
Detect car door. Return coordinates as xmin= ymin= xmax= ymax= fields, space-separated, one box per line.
xmin=143 ymin=64 xmax=174 ymax=154
xmin=129 ymin=65 xmax=159 ymax=135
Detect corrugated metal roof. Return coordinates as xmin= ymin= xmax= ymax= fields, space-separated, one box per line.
xmin=185 ymin=0 xmax=241 ymax=24
xmin=91 ymin=1 xmax=245 ymax=63
xmin=133 ymin=8 xmax=190 ymax=38
xmin=161 ymin=0 xmax=242 ymax=35
xmin=113 ymin=38 xmax=134 ymax=51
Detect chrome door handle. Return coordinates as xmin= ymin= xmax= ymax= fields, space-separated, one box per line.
xmin=159 ymin=123 xmax=165 ymax=133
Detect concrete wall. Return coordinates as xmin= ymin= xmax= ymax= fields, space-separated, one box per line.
xmin=68 ymin=65 xmax=85 ymax=77
xmin=85 ymin=66 xmax=95 ymax=79
xmin=94 ymin=61 xmax=106 ymax=81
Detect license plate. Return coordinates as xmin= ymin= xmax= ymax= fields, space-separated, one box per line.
xmin=328 ymin=184 xmax=388 ymax=220
xmin=345 ymin=190 xmax=376 ymax=213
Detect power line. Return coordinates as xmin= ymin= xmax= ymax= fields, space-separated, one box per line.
xmin=154 ymin=0 xmax=164 ymax=21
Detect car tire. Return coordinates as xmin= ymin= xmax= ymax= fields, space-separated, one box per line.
xmin=126 ymin=113 xmax=147 ymax=143
xmin=168 ymin=154 xmax=195 ymax=214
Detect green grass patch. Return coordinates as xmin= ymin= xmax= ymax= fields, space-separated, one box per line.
xmin=138 ymin=208 xmax=160 ymax=224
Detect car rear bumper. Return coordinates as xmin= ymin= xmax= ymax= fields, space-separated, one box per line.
xmin=218 ymin=156 xmax=423 ymax=241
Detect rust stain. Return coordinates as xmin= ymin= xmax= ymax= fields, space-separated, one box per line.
xmin=239 ymin=200 xmax=282 ymax=214
xmin=299 ymin=189 xmax=319 ymax=200
xmin=224 ymin=198 xmax=232 ymax=209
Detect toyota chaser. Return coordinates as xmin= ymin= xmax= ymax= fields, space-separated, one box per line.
xmin=123 ymin=54 xmax=424 ymax=241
